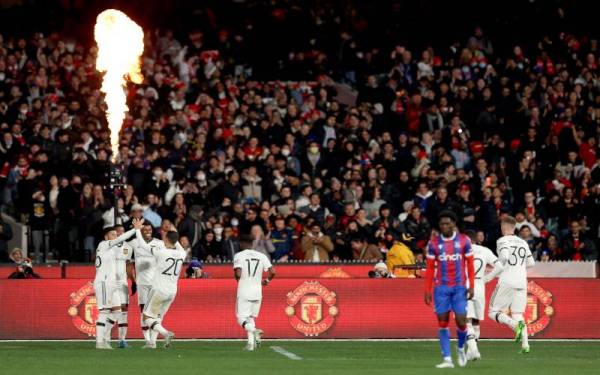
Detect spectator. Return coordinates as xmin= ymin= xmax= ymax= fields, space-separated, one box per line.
xmin=561 ymin=221 xmax=598 ymax=261
xmin=386 ymin=236 xmax=416 ymax=277
xmin=0 ymin=215 xmax=14 ymax=262
xmin=250 ymin=225 xmax=275 ymax=260
xmin=221 ymin=226 xmax=241 ymax=261
xmin=350 ymin=236 xmax=382 ymax=261
xmin=270 ymin=216 xmax=294 ymax=262
xmin=301 ymin=222 xmax=334 ymax=262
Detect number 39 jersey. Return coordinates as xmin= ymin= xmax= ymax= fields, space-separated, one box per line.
xmin=233 ymin=249 xmax=272 ymax=300
xmin=496 ymin=235 xmax=533 ymax=289
xmin=152 ymin=246 xmax=186 ymax=294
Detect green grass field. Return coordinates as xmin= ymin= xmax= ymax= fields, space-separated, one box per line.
xmin=1 ymin=341 xmax=598 ymax=375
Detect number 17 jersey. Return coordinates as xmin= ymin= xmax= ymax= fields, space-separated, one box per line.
xmin=496 ymin=235 xmax=532 ymax=289
xmin=233 ymin=249 xmax=272 ymax=300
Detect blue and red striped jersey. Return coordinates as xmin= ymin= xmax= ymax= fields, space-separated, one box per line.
xmin=426 ymin=232 xmax=473 ymax=288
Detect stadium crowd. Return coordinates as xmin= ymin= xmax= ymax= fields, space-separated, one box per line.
xmin=0 ymin=4 xmax=599 ymax=270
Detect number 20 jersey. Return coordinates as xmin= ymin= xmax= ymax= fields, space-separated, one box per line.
xmin=233 ymin=249 xmax=272 ymax=300
xmin=152 ymin=246 xmax=186 ymax=295
xmin=496 ymin=235 xmax=532 ymax=289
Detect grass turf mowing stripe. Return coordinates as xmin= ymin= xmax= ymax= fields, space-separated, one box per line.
xmin=270 ymin=346 xmax=303 ymax=360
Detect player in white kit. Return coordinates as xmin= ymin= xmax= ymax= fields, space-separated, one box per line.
xmin=110 ymin=225 xmax=136 ymax=348
xmin=133 ymin=218 xmax=186 ymax=348
xmin=128 ymin=222 xmax=163 ymax=345
xmin=93 ymin=226 xmax=136 ymax=349
xmin=233 ymin=235 xmax=276 ymax=351
xmin=485 ymin=216 xmax=535 ymax=354
xmin=464 ymin=231 xmax=502 ymax=361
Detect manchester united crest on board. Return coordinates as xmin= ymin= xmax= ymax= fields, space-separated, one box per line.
xmin=67 ymin=282 xmax=98 ymax=337
xmin=525 ymin=280 xmax=554 ymax=336
xmin=285 ymin=281 xmax=338 ymax=336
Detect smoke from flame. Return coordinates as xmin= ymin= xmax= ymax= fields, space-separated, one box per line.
xmin=94 ymin=9 xmax=144 ymax=162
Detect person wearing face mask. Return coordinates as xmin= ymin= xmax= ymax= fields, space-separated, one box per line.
xmin=300 ymin=141 xmax=325 ymax=179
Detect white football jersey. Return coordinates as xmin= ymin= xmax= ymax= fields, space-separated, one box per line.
xmin=233 ymin=249 xmax=272 ymax=301
xmin=496 ymin=235 xmax=534 ymax=289
xmin=470 ymin=244 xmax=498 ymax=287
xmin=134 ymin=230 xmax=186 ymax=294
xmin=115 ymin=241 xmax=133 ymax=284
xmin=130 ymin=237 xmax=164 ymax=285
xmin=94 ymin=229 xmax=136 ymax=283
xmin=151 ymin=246 xmax=186 ymax=294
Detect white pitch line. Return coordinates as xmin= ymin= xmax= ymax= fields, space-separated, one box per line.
xmin=2 ymin=339 xmax=600 ymax=343
xmin=271 ymin=346 xmax=303 ymax=360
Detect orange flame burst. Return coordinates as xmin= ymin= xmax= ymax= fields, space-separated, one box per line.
xmin=94 ymin=9 xmax=144 ymax=161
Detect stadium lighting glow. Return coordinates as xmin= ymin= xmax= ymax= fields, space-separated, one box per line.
xmin=94 ymin=9 xmax=144 ymax=161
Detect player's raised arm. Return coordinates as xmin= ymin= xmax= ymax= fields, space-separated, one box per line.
xmin=133 ymin=219 xmax=153 ymax=256
xmin=108 ymin=228 xmax=136 ymax=248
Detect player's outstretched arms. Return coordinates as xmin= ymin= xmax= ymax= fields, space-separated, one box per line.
xmin=108 ymin=228 xmax=136 ymax=248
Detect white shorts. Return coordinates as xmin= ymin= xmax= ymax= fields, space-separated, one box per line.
xmin=116 ymin=283 xmax=129 ymax=306
xmin=93 ymin=281 xmax=121 ymax=310
xmin=143 ymin=289 xmax=176 ymax=319
xmin=467 ymin=283 xmax=486 ymax=321
xmin=137 ymin=284 xmax=152 ymax=306
xmin=236 ymin=298 xmax=262 ymax=326
xmin=489 ymin=283 xmax=527 ymax=314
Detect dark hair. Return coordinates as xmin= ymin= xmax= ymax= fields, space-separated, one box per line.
xmin=239 ymin=234 xmax=253 ymax=250
xmin=165 ymin=231 xmax=179 ymax=244
xmin=350 ymin=236 xmax=366 ymax=243
xmin=103 ymin=227 xmax=115 ymax=237
xmin=464 ymin=230 xmax=477 ymax=242
xmin=438 ymin=210 xmax=457 ymax=223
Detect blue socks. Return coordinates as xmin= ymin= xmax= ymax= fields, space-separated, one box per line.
xmin=438 ymin=328 xmax=451 ymax=358
xmin=457 ymin=327 xmax=467 ymax=349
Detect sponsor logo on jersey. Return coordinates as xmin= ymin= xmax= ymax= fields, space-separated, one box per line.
xmin=438 ymin=253 xmax=463 ymax=262
xmin=524 ymin=280 xmax=554 ymax=336
xmin=67 ymin=282 xmax=98 ymax=337
xmin=285 ymin=281 xmax=338 ymax=336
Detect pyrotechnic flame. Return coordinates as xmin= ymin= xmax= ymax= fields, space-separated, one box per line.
xmin=94 ymin=9 xmax=144 ymax=162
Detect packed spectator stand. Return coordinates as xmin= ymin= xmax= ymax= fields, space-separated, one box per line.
xmin=0 ymin=1 xmax=598 ymax=275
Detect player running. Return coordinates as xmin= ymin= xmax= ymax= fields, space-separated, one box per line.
xmin=234 ymin=235 xmax=276 ymax=351
xmin=464 ymin=230 xmax=501 ymax=361
xmin=129 ymin=221 xmax=163 ymax=346
xmin=485 ymin=216 xmax=535 ymax=353
xmin=424 ymin=211 xmax=475 ymax=368
xmin=93 ymin=226 xmax=136 ymax=349
xmin=133 ymin=218 xmax=186 ymax=349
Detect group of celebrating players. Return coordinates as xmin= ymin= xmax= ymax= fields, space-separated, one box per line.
xmin=92 ymin=218 xmax=274 ymax=351
xmin=92 ymin=209 xmax=533 ymax=366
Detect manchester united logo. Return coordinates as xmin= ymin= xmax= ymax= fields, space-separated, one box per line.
xmin=285 ymin=281 xmax=338 ymax=336
xmin=525 ymin=280 xmax=554 ymax=336
xmin=67 ymin=282 xmax=98 ymax=337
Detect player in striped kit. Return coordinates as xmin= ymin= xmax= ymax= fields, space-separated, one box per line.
xmin=424 ymin=211 xmax=475 ymax=368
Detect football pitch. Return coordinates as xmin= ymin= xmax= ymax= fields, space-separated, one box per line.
xmin=1 ymin=340 xmax=598 ymax=375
